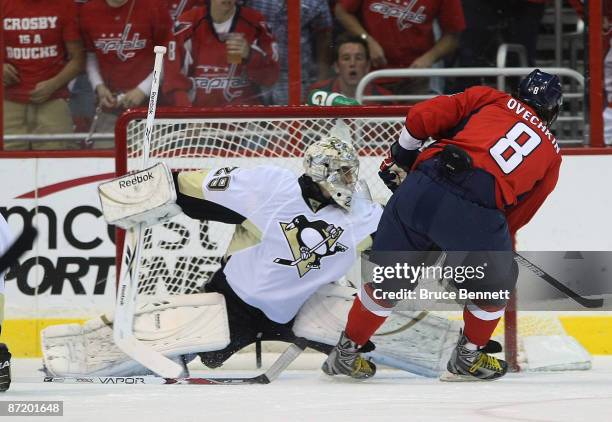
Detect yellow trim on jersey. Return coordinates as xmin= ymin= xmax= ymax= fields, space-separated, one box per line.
xmin=178 ymin=170 xmax=211 ymax=199
xmin=356 ymin=235 xmax=373 ymax=253
xmin=225 ymin=220 xmax=263 ymax=258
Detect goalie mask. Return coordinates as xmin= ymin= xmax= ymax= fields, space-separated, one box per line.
xmin=304 ymin=137 xmax=360 ymax=211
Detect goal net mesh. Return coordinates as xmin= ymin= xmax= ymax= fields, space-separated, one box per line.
xmin=121 ymin=110 xmax=399 ymax=300
xmin=117 ymin=107 xmax=586 ymax=370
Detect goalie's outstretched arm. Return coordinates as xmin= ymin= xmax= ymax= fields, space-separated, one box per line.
xmin=98 ymin=164 xmax=249 ymax=229
xmin=173 ymin=171 xmax=246 ymax=224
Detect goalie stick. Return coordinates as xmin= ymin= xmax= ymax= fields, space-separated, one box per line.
xmin=112 ymin=45 xmax=187 ymax=378
xmin=27 ymin=338 xmax=307 ymax=386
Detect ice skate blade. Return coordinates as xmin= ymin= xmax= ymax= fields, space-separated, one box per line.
xmin=439 ymin=370 xmax=498 ymax=382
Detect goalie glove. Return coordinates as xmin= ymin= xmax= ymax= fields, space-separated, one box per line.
xmin=378 ymin=141 xmax=419 ymax=193
xmin=98 ymin=162 xmax=182 ymax=229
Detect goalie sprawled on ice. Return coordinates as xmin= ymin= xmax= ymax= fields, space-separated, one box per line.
xmin=41 ymin=131 xmax=459 ymax=379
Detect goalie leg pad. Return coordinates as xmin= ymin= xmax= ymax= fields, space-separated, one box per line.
xmin=42 ymin=293 xmax=230 ymax=377
xmin=98 ymin=162 xmax=182 ymax=229
xmin=293 ymin=283 xmax=460 ymax=377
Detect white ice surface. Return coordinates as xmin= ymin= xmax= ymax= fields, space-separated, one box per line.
xmin=6 ymin=354 xmax=612 ymax=422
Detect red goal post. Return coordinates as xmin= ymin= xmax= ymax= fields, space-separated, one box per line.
xmin=114 ymin=105 xmax=522 ymax=368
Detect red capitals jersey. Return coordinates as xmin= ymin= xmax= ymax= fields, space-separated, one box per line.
xmin=339 ymin=0 xmax=465 ymax=69
xmin=79 ymin=0 xmax=172 ymax=93
xmin=166 ymin=0 xmax=204 ymax=21
xmin=408 ymin=86 xmax=562 ymax=235
xmin=163 ymin=5 xmax=279 ymax=107
xmin=3 ymin=0 xmax=80 ymax=103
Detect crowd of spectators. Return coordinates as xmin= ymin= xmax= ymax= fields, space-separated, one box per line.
xmin=164 ymin=0 xmax=279 ymax=107
xmin=0 ymin=0 xmax=600 ymax=149
xmin=3 ymin=0 xmax=83 ymax=150
xmin=334 ymin=0 xmax=465 ymax=95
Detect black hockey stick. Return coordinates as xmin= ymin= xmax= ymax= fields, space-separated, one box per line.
xmin=0 ymin=225 xmax=37 ymax=275
xmin=35 ymin=338 xmax=307 ymax=386
xmin=514 ymin=253 xmax=604 ymax=308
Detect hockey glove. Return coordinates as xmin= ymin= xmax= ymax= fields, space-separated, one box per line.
xmin=378 ymin=141 xmax=419 ymax=193
xmin=0 ymin=343 xmax=11 ymax=392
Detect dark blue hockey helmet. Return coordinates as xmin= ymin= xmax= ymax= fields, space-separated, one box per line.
xmin=517 ymin=69 xmax=563 ymax=126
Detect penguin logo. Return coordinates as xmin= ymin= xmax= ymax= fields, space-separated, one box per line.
xmin=274 ymin=215 xmax=348 ymax=277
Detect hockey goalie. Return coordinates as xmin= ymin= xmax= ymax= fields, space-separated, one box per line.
xmin=41 ymin=131 xmax=460 ymax=379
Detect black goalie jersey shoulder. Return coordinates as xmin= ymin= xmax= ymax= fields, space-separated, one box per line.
xmin=274 ymin=214 xmax=348 ymax=277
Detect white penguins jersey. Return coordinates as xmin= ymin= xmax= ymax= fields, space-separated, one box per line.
xmin=179 ymin=165 xmax=383 ymax=323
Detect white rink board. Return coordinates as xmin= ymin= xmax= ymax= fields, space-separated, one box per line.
xmin=0 ymin=158 xmax=116 ymax=318
xmin=0 ymin=154 xmax=611 ymax=319
xmin=517 ymin=155 xmax=612 ymax=250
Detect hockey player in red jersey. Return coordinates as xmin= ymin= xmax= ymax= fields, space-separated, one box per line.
xmin=322 ymin=69 xmax=563 ymax=381
xmin=163 ymin=0 xmax=280 ymax=107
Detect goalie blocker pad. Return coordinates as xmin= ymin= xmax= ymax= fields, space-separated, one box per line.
xmin=41 ymin=293 xmax=230 ymax=377
xmin=98 ymin=162 xmax=182 ymax=229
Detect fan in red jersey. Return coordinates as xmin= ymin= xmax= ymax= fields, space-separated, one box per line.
xmin=167 ymin=0 xmax=204 ymax=22
xmin=334 ymin=0 xmax=465 ymax=95
xmin=79 ymin=0 xmax=172 ymax=133
xmin=163 ymin=0 xmax=280 ymax=107
xmin=2 ymin=0 xmax=84 ymax=150
xmin=322 ymin=70 xmax=563 ymax=382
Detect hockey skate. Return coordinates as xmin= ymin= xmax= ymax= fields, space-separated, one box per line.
xmin=321 ymin=331 xmax=376 ymax=379
xmin=441 ymin=332 xmax=508 ymax=382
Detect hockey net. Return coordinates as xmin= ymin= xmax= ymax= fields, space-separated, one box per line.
xmin=115 ymin=106 xmax=590 ymax=372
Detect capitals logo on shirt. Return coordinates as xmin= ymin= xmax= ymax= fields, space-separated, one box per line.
xmin=192 ymin=65 xmax=251 ymax=102
xmin=94 ymin=24 xmax=147 ymax=61
xmin=369 ymin=0 xmax=427 ymax=31
xmin=274 ymin=215 xmax=348 ymax=277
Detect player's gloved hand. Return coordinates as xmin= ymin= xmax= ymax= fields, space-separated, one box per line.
xmin=378 ymin=141 xmax=418 ymax=192
xmin=378 ymin=161 xmax=405 ymax=193
xmin=326 ymin=225 xmax=340 ymax=239
xmin=300 ymin=246 xmax=311 ymax=260
xmin=0 ymin=343 xmax=11 ymax=392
